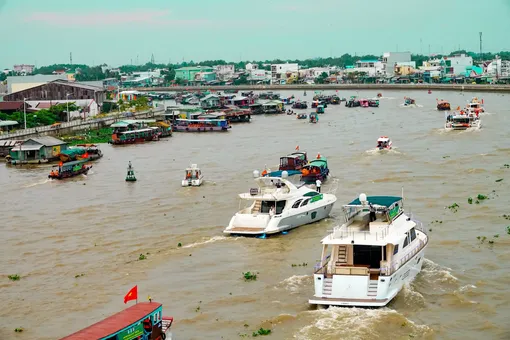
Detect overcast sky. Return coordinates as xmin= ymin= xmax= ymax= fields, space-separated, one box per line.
xmin=1 ymin=0 xmax=510 ymax=67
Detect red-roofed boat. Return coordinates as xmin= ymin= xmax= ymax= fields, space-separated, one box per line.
xmin=60 ymin=302 xmax=173 ymax=340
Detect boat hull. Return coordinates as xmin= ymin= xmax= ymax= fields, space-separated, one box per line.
xmin=445 ymin=120 xmax=482 ymax=130
xmin=181 ymin=178 xmax=204 ymax=186
xmin=224 ymin=195 xmax=336 ymax=236
xmin=309 ymin=243 xmax=427 ymax=308
xmin=49 ymin=166 xmax=91 ymax=180
xmin=174 ymin=126 xmax=228 ymax=132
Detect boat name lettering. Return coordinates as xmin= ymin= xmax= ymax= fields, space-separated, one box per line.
xmin=310 ymin=194 xmax=323 ymax=203
xmin=388 ymin=205 xmax=400 ymax=220
xmin=118 ymin=323 xmax=144 ymax=340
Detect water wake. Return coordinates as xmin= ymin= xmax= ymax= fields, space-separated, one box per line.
xmin=23 ymin=179 xmax=51 ymax=188
xmin=275 ymin=275 xmax=312 ymax=293
xmin=182 ymin=235 xmax=239 ymax=248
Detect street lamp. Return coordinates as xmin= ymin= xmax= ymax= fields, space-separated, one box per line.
xmin=66 ymin=93 xmax=71 ymax=122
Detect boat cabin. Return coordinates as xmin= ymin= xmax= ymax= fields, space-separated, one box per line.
xmin=279 ymin=151 xmax=308 ymax=171
xmin=174 ymin=118 xmax=229 ymax=129
xmin=377 ymin=137 xmax=390 ymax=148
xmin=249 ymin=103 xmax=264 ymax=114
xmin=314 ymin=196 xmax=424 ymax=279
xmin=185 ymin=166 xmax=201 ymax=179
xmin=60 ymin=302 xmax=170 ymax=340
xmin=301 ymin=158 xmax=328 ymax=182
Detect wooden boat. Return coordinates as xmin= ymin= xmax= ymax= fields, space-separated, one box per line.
xmin=110 ymin=128 xmax=159 ymax=145
xmin=377 ymin=93 xmax=383 ymax=98
xmin=60 ymin=301 xmax=173 ymax=340
xmin=301 ymin=155 xmax=329 ymax=184
xmin=279 ymin=151 xmax=308 ymax=171
xmin=330 ymin=95 xmax=341 ymax=104
xmin=48 ymin=159 xmax=91 ymax=180
xmin=126 ymin=161 xmax=136 ymax=182
xmin=309 ymin=112 xmax=319 ymax=123
xmin=224 ymin=110 xmax=251 ymax=123
xmin=436 ymin=100 xmax=451 ymax=111
xmin=316 ymin=105 xmax=325 ymax=114
xmin=368 ymin=99 xmax=380 ymax=107
xmin=173 ymin=118 xmax=230 ymax=132
xmin=58 ymin=145 xmax=103 ymax=163
xmin=297 ymin=113 xmax=307 ymax=119
xmin=346 ymin=96 xmax=360 ymax=107
xmin=403 ymin=97 xmax=416 ymax=106
xmin=292 ymin=101 xmax=308 ymax=109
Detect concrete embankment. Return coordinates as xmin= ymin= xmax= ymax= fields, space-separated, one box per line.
xmin=132 ymin=83 xmax=510 ymax=93
xmin=0 ymin=108 xmax=162 ymax=141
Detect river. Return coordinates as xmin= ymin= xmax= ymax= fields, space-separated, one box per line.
xmin=1 ymin=89 xmax=510 ymax=340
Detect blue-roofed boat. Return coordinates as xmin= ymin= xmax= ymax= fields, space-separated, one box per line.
xmin=263 ymin=170 xmax=302 ymax=178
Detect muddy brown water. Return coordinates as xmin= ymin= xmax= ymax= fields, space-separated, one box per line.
xmin=1 ymin=90 xmax=510 ymax=340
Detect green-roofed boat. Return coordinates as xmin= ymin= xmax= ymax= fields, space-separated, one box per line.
xmin=48 ymin=159 xmax=92 ymax=180
xmin=57 ymin=144 xmax=103 ymax=163
xmin=300 ymin=155 xmax=329 ymax=183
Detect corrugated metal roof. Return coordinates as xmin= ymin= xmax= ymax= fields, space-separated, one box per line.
xmin=11 ymin=145 xmax=43 ymax=151
xmin=0 ymin=101 xmax=26 ymax=110
xmin=0 ymin=120 xmax=19 ymax=127
xmin=0 ymin=140 xmax=22 ymax=147
xmin=27 ymin=136 xmax=66 ymax=146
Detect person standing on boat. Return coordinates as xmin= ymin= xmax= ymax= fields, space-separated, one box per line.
xmin=269 ymin=205 xmax=275 ymax=216
xmin=369 ymin=202 xmax=376 ymax=222
xmin=315 ymin=179 xmax=321 ymax=193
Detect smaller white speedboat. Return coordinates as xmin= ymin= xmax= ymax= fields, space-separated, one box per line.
xmin=182 ymin=164 xmax=204 ymax=186
xmin=376 ymin=136 xmax=392 ymax=150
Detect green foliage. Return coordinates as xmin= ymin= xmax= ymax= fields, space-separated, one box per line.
xmin=8 ymin=274 xmax=20 ymax=281
xmin=252 ymin=328 xmax=271 ymax=337
xmin=0 ymin=109 xmax=59 ymax=128
xmin=242 ymin=272 xmax=257 ymax=281
xmin=14 ymin=328 xmax=24 ymax=333
xmin=138 ymin=254 xmax=147 ymax=260
xmin=234 ymin=73 xmax=249 ymax=85
xmin=315 ymin=72 xmax=329 ymax=84
xmin=447 ymin=203 xmax=459 ymax=212
xmin=161 ymin=69 xmax=176 ymax=83
xmin=61 ymin=127 xmax=113 ymax=145
xmin=102 ymin=101 xmax=118 ymax=113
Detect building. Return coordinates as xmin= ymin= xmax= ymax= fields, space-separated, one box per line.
xmin=245 ymin=63 xmax=258 ymax=71
xmin=200 ymin=94 xmax=221 ymax=109
xmin=486 ymin=58 xmax=510 ymax=78
xmin=6 ymin=74 xmax=68 ymax=93
xmin=247 ymin=69 xmax=270 ymax=83
xmin=13 ymin=64 xmax=35 ymax=74
xmin=8 ymin=136 xmax=68 ymax=164
xmin=214 ymin=65 xmax=235 ymax=81
xmin=424 ymin=54 xmax=473 ymax=77
xmin=194 ymin=72 xmax=217 ymax=83
xmin=382 ymin=52 xmax=412 ymax=77
xmin=0 ymin=140 xmax=22 ymax=156
xmin=175 ymin=66 xmax=214 ymax=82
xmin=394 ymin=62 xmax=417 ymax=76
xmin=0 ymin=101 xmax=35 ymax=114
xmin=346 ymin=60 xmax=385 ymax=77
xmin=271 ymin=63 xmax=299 ymax=84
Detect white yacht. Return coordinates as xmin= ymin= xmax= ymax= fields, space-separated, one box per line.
xmin=223 ymin=174 xmax=337 ymax=236
xmin=181 ymin=164 xmax=204 ymax=187
xmin=309 ymin=193 xmax=428 ymax=308
xmin=445 ymin=112 xmax=481 ymax=130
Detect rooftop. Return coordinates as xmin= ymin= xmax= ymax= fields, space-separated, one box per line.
xmin=61 ymin=302 xmax=162 ymax=340
xmin=0 ymin=101 xmax=31 ymax=111
xmin=176 ymin=66 xmax=214 ymax=71
xmin=347 ymin=195 xmax=402 ymax=207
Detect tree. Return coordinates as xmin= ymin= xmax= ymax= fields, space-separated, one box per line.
xmin=161 ymin=69 xmax=176 ymax=84
xmin=49 ymin=103 xmax=80 ymax=121
xmin=233 ymin=73 xmax=249 ymax=85
xmin=315 ymin=72 xmax=329 ymax=84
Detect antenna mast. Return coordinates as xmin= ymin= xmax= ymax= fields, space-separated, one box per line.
xmin=479 ymin=32 xmax=483 ymax=60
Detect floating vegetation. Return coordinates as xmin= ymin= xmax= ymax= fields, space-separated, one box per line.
xmin=504 ymin=215 xmax=510 ymax=221
xmin=468 ymin=197 xmax=473 ymax=204
xmin=503 ymin=164 xmax=509 ymax=168
xmin=477 ymin=194 xmax=488 ymax=200
xmin=178 ymin=243 xmax=182 ymax=247
xmin=431 ymin=220 xmax=443 ymax=224
xmin=477 ymin=234 xmax=500 ymax=245
xmin=506 ymin=226 xmax=510 ymax=235
xmin=291 ymin=262 xmax=308 ymax=267
xmin=442 ymin=156 xmax=450 ymax=159
xmin=14 ymin=328 xmax=23 ymax=333
xmin=447 ymin=203 xmax=459 ymax=212
xmin=495 ymin=178 xmax=504 ymax=182
xmin=252 ymin=328 xmax=272 ymax=337
xmin=8 ymin=274 xmax=20 ymax=281
xmin=74 ymin=273 xmax=85 ymax=278
xmin=138 ymin=254 xmax=147 ymax=261
xmin=243 ymin=272 xmax=257 ymax=281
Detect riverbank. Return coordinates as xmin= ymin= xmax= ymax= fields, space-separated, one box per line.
xmin=132 ymin=83 xmax=510 ymax=93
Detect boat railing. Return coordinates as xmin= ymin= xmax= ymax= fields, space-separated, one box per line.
xmin=408 ymin=214 xmax=428 ymax=236
xmin=329 ymin=225 xmax=390 ymax=242
xmin=385 ymin=238 xmax=426 ymax=275
xmin=314 ymin=254 xmax=331 ymax=274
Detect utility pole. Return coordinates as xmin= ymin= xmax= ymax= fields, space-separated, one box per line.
xmin=479 ymin=32 xmax=483 ymax=61
xmin=151 ymin=53 xmax=155 ymax=64
xmin=70 ymin=52 xmax=73 ymax=65
xmin=420 ymin=38 xmax=423 ymax=55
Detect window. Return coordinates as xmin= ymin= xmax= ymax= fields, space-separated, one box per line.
xmin=393 ymin=244 xmax=399 ymax=255
xmin=292 ymin=199 xmax=303 ymax=208
xmin=403 ymin=233 xmax=409 ymax=248
xmin=300 ymin=199 xmax=310 ymax=207
xmin=410 ymin=228 xmax=416 ymax=242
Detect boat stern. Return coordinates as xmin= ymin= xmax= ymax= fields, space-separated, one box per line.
xmin=223 ymin=213 xmax=270 ymax=235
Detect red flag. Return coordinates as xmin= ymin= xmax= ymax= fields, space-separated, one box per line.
xmin=295 ymin=145 xmax=299 ymax=151
xmin=124 ymin=285 xmax=138 ymax=304
xmin=83 ymin=152 xmax=89 ymax=159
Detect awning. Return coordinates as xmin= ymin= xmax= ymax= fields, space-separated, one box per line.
xmin=11 ymin=145 xmax=43 ymax=151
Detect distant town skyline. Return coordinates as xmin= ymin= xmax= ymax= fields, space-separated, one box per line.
xmin=1 ymin=0 xmax=510 ymax=68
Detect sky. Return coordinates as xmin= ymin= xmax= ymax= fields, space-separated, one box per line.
xmin=1 ymin=0 xmax=510 ymax=68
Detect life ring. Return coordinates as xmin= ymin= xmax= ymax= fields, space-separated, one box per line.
xmin=185 ymin=127 xmax=189 ymax=131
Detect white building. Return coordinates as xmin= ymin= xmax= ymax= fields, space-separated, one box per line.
xmin=345 ymin=59 xmax=385 ymax=77
xmin=248 ymin=69 xmax=270 ymax=82
xmin=382 ymin=52 xmax=412 ymax=77
xmin=245 ymin=63 xmax=258 ymax=71
xmin=271 ymin=63 xmax=299 ymax=84
xmin=486 ymin=58 xmax=510 ymax=78
xmin=444 ymin=54 xmax=473 ymax=76
xmin=13 ymin=64 xmax=35 ymax=75
xmin=214 ymin=65 xmax=235 ymax=81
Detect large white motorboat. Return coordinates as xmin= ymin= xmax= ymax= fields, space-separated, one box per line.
xmin=223 ymin=174 xmax=337 ymax=236
xmin=181 ymin=164 xmax=204 ymax=186
xmin=445 ymin=112 xmax=481 ymax=130
xmin=309 ymin=193 xmax=428 ymax=307
xmin=376 ymin=136 xmax=392 ymax=150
